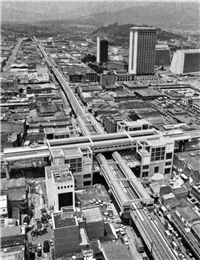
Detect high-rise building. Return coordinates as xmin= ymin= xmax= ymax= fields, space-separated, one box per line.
xmin=128 ymin=27 xmax=157 ymax=75
xmin=97 ymin=37 xmax=108 ymax=63
xmin=170 ymin=49 xmax=200 ymax=75
xmin=155 ymin=44 xmax=171 ymax=67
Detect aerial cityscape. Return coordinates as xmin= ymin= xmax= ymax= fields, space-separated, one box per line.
xmin=1 ymin=1 xmax=200 ymax=260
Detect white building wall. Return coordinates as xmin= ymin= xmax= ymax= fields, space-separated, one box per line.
xmin=97 ymin=37 xmax=100 ymax=63
xmin=128 ymin=30 xmax=138 ymax=74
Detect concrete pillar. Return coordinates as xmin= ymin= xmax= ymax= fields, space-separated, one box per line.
xmin=5 ymin=162 xmax=10 ymax=179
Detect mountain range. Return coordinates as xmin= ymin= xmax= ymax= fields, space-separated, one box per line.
xmin=74 ymin=2 xmax=200 ymax=31
xmin=1 ymin=1 xmax=200 ymax=31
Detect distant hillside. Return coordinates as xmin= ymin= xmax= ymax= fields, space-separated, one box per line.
xmin=74 ymin=2 xmax=200 ymax=31
xmin=92 ymin=23 xmax=187 ymax=47
xmin=1 ymin=2 xmax=199 ymax=31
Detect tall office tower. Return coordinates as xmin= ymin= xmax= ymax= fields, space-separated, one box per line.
xmin=96 ymin=37 xmax=108 ymax=63
xmin=128 ymin=27 xmax=157 ymax=75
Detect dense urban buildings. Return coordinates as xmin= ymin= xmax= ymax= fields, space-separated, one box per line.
xmin=128 ymin=26 xmax=157 ymax=75
xmin=1 ymin=7 xmax=200 ymax=260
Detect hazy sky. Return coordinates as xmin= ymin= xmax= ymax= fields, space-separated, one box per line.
xmin=1 ymin=0 xmax=199 ymax=26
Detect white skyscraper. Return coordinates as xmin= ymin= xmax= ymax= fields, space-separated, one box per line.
xmin=128 ymin=27 xmax=157 ymax=75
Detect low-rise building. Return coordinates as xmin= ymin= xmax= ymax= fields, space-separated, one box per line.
xmin=45 ymin=164 xmax=75 ymax=211
xmin=103 ymin=114 xmax=129 ymax=133
xmin=135 ymin=88 xmax=165 ymax=100
xmin=44 ymin=126 xmax=78 ymax=140
xmin=82 ymin=206 xmax=104 ymax=240
xmin=175 ymin=206 xmax=200 ymax=228
xmin=191 ymin=223 xmax=200 ymax=243
xmin=191 ymin=184 xmax=200 ymax=201
xmin=117 ymin=119 xmax=152 ymax=132
xmin=100 ymin=71 xmax=116 ymax=87
xmin=52 ymin=208 xmax=80 ymax=257
xmin=188 ymin=96 xmax=200 ymax=113
xmin=1 ymin=225 xmax=27 ymax=260
xmin=114 ymin=70 xmax=134 ymax=82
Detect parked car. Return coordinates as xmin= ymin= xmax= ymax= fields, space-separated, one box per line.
xmin=32 ymin=244 xmax=37 ymax=252
xmin=37 ymin=243 xmax=42 ymax=250
xmin=43 ymin=240 xmax=50 ymax=253
xmin=28 ymin=242 xmax=32 ymax=251
xmin=50 ymin=239 xmax=54 ymax=247
xmin=37 ymin=248 xmax=42 ymax=257
xmin=40 ymin=208 xmax=47 ymax=214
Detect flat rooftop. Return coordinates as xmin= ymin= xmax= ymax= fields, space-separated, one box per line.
xmin=63 ymin=148 xmax=82 ymax=158
xmin=147 ymin=137 xmax=166 ymax=147
xmin=135 ymin=88 xmax=165 ymax=97
xmin=130 ymin=26 xmax=156 ymax=31
xmin=1 ymin=226 xmax=22 ymax=237
xmin=102 ymin=241 xmax=132 ymax=260
xmin=82 ymin=206 xmax=103 ymax=223
xmin=177 ymin=151 xmax=200 ymax=172
xmin=0 ymin=245 xmax=25 ymax=258
xmin=51 ymin=149 xmax=65 ymax=158
xmin=53 ymin=212 xmax=77 ymax=229
xmin=45 ymin=165 xmax=73 ymax=183
xmin=176 ymin=206 xmax=200 ymax=222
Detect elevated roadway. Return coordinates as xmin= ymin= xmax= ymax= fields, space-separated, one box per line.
xmin=33 ymin=36 xmax=103 ymax=135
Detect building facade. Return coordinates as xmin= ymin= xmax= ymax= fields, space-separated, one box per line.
xmin=170 ymin=49 xmax=200 ymax=75
xmin=137 ymin=136 xmax=174 ymax=178
xmin=45 ymin=164 xmax=75 ymax=211
xmin=128 ymin=27 xmax=157 ymax=75
xmin=52 ymin=208 xmax=80 ymax=257
xmin=50 ymin=147 xmax=93 ymax=189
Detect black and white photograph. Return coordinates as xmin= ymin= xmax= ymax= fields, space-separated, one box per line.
xmin=0 ymin=0 xmax=200 ymax=259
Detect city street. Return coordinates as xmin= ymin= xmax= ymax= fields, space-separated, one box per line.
xmin=2 ymin=38 xmax=23 ymax=78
